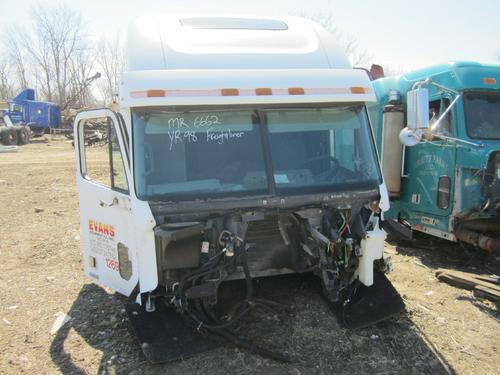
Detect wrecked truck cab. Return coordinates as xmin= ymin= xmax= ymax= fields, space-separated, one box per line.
xmin=74 ymin=15 xmax=400 ymax=362
xmin=132 ymin=102 xmax=385 ymax=293
xmin=372 ymin=62 xmax=500 ymax=252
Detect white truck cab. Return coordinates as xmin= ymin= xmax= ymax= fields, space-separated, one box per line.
xmin=74 ymin=15 xmax=398 ymax=360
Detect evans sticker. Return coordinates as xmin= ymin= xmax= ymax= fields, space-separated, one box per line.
xmin=88 ymin=220 xmax=115 ymax=238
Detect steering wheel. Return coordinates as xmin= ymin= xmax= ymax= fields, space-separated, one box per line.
xmin=301 ymin=155 xmax=341 ymax=182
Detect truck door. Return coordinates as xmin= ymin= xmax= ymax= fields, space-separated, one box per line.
xmin=74 ymin=109 xmax=138 ymax=296
xmin=402 ymin=98 xmax=456 ymax=224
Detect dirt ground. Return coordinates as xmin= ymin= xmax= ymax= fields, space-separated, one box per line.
xmin=0 ymin=139 xmax=498 ymax=375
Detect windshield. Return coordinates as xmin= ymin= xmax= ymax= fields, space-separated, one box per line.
xmin=266 ymin=106 xmax=380 ymax=193
xmin=132 ymin=105 xmax=381 ymax=200
xmin=464 ymin=92 xmax=500 ymax=140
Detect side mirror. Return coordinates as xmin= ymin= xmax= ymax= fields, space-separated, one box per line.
xmin=399 ymin=86 xmax=429 ymax=147
xmin=407 ymin=87 xmax=429 ymax=129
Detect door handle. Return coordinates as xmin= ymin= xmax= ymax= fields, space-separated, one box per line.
xmin=99 ymin=197 xmax=118 ymax=207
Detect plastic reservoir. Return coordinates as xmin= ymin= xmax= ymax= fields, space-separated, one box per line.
xmin=358 ymin=217 xmax=386 ymax=286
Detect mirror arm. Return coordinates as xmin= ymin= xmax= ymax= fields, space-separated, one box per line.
xmin=428 ymin=80 xmax=460 ymax=96
xmin=412 ymin=78 xmax=459 ymax=95
xmin=429 ymin=133 xmax=482 ymax=148
xmin=411 ymin=78 xmax=431 ymax=90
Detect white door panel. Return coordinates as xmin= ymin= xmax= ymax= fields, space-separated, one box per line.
xmin=74 ymin=109 xmax=139 ymax=296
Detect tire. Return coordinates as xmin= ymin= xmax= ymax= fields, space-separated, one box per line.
xmin=1 ymin=129 xmax=18 ymax=145
xmin=24 ymin=127 xmax=31 ymax=143
xmin=31 ymin=129 xmax=45 ymax=138
xmin=17 ymin=128 xmax=29 ymax=145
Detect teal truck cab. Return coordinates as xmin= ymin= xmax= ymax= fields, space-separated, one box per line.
xmin=370 ymin=62 xmax=500 ymax=252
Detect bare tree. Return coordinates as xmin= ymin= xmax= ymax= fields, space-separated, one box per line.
xmin=4 ymin=27 xmax=30 ymax=91
xmin=6 ymin=3 xmax=90 ymax=106
xmin=340 ymin=34 xmax=372 ymax=68
xmin=291 ymin=10 xmax=372 ymax=67
xmin=37 ymin=3 xmax=85 ymax=105
xmin=0 ymin=58 xmax=15 ymax=100
xmin=66 ymin=44 xmax=97 ymax=109
xmin=96 ymin=34 xmax=125 ymax=105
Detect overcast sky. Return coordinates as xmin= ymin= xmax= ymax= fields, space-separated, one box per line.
xmin=2 ymin=0 xmax=499 ymax=71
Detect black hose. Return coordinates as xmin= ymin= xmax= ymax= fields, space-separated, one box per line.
xmin=187 ymin=301 xmax=253 ymax=330
xmin=341 ymin=280 xmax=360 ymax=327
xmin=188 ymin=299 xmax=292 ymax=362
xmin=177 ymin=251 xmax=229 ymax=307
xmin=177 ymin=239 xmax=293 ymax=362
xmin=241 ymin=246 xmax=253 ymax=301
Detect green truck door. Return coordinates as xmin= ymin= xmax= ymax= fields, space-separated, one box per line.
xmin=402 ymin=140 xmax=456 ymax=228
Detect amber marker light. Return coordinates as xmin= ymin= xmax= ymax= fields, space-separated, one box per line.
xmin=221 ymin=88 xmax=240 ymax=96
xmin=350 ymin=86 xmax=366 ymax=94
xmin=146 ymin=89 xmax=166 ymax=97
xmin=255 ymin=88 xmax=273 ymax=95
xmin=483 ymin=77 xmax=497 ymax=85
xmin=288 ymin=87 xmax=305 ymax=95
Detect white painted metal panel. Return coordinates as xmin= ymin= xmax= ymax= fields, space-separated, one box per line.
xmin=74 ymin=109 xmax=158 ymax=296
xmin=120 ymin=69 xmax=375 ymax=107
xmin=127 ymin=15 xmax=351 ymax=71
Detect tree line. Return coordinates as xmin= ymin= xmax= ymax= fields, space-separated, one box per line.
xmin=0 ymin=4 xmax=414 ymax=108
xmin=0 ymin=3 xmax=124 ymax=108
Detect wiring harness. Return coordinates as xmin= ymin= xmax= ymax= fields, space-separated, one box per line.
xmin=169 ymin=232 xmax=293 ymax=362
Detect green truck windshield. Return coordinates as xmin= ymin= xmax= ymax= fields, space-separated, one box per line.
xmin=132 ymin=105 xmax=381 ymax=200
xmin=464 ymin=92 xmax=500 ymax=140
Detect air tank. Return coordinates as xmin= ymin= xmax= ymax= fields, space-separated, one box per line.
xmin=381 ymin=91 xmax=404 ymax=197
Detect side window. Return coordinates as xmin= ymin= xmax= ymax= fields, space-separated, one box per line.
xmin=429 ymin=98 xmax=452 ymax=135
xmin=437 ymin=175 xmax=451 ymax=209
xmin=81 ymin=116 xmax=129 ymax=192
xmin=11 ymin=104 xmax=22 ymax=113
xmin=109 ymin=124 xmax=129 ymax=191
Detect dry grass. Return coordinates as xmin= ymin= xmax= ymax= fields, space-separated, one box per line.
xmin=0 ymin=139 xmax=498 ymax=375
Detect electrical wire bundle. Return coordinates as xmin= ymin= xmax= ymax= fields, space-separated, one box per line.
xmin=172 ymin=239 xmax=293 ymax=362
xmin=336 ymin=211 xmax=351 ymax=237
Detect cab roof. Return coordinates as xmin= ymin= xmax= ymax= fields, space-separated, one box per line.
xmin=373 ymin=61 xmax=500 ymax=101
xmin=126 ymin=15 xmax=351 ymax=70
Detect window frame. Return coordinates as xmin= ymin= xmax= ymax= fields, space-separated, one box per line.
xmin=437 ymin=175 xmax=451 ymax=210
xmin=263 ymin=106 xmax=379 ymax=196
xmin=463 ymin=91 xmax=500 ymax=140
xmin=131 ymin=107 xmax=269 ymax=201
xmin=131 ymin=103 xmax=382 ymax=202
xmin=79 ymin=114 xmax=130 ymax=194
xmin=429 ymin=96 xmax=454 ymax=136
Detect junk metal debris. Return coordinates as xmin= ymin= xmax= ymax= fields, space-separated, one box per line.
xmin=0 ymin=145 xmax=19 ymax=153
xmin=435 ymin=268 xmax=500 ymax=303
